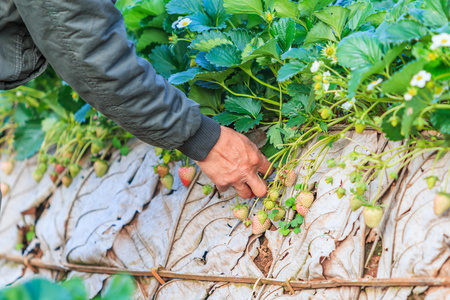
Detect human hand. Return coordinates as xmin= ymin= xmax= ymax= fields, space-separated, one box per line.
xmin=197 ymin=126 xmax=273 ymax=199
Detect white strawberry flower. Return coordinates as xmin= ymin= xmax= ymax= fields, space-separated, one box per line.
xmin=366 ymin=78 xmax=383 ymax=91
xmin=404 ymin=87 xmax=417 ymax=101
xmin=310 ymin=60 xmax=321 ymax=73
xmin=410 ymin=70 xmax=431 ymax=88
xmin=322 ymin=71 xmax=331 ymax=80
xmin=176 ymin=17 xmax=192 ymax=29
xmin=323 ymin=82 xmax=330 ymax=91
xmin=430 ymin=33 xmax=450 ymax=50
xmin=342 ymin=101 xmax=353 ymax=111
xmin=404 ymin=92 xmax=413 ymax=101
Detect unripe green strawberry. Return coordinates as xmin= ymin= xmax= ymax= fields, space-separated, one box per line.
xmin=267 ymin=189 xmax=278 ymax=202
xmin=94 ymin=160 xmax=108 ymax=177
xmin=327 ymin=158 xmax=336 ymax=168
xmin=96 ymin=126 xmax=108 ymax=138
xmin=49 ymin=156 xmax=57 ymax=164
xmin=252 ymin=214 xmax=271 ymax=234
xmin=363 ymin=206 xmax=383 ymax=228
xmin=296 ymin=191 xmax=314 ymax=208
xmin=320 ymin=107 xmax=332 ymax=119
xmin=257 ymin=210 xmax=268 ymax=225
xmin=336 ymin=187 xmax=346 ymax=199
xmin=38 ymin=154 xmax=48 ymax=163
xmin=350 ymin=195 xmax=365 ymax=211
xmin=389 ymin=116 xmax=399 ymax=127
xmin=426 ymin=176 xmax=438 ymax=190
xmin=243 ymin=218 xmax=252 ymax=228
xmin=325 ymin=176 xmax=333 ymax=184
xmin=62 ymin=157 xmax=71 ymax=167
xmin=38 ymin=162 xmax=48 ymax=173
xmin=55 ymin=163 xmax=65 ymax=174
xmin=178 ymin=165 xmax=196 ymax=187
xmin=414 ymin=117 xmax=427 ymax=131
xmin=202 ymin=184 xmax=213 ymax=195
xmin=355 ymin=120 xmax=366 ymax=133
xmin=272 ymin=206 xmax=286 ymax=221
xmin=62 ymin=175 xmax=73 ymax=188
xmin=355 ymin=181 xmax=367 ymax=195
xmin=160 ymin=174 xmax=174 ymax=190
xmin=388 ymin=171 xmax=398 ymax=180
xmin=32 ymin=170 xmax=43 ymax=183
xmin=1 ymin=182 xmax=10 ymax=196
xmin=434 ymin=192 xmax=450 ymax=215
xmin=264 ymin=200 xmax=275 ymax=210
xmin=90 ymin=140 xmax=104 ymax=155
xmin=1 ymin=161 xmax=14 ymax=175
xmin=232 ymin=203 xmax=249 ymax=221
xmin=282 ymin=169 xmax=297 ymax=187
xmin=50 ymin=171 xmax=58 ymax=183
xmin=163 ymin=153 xmax=171 ymax=164
xmin=69 ymin=164 xmax=82 ymax=178
xmin=296 ymin=203 xmax=308 ymax=217
xmin=156 ymin=164 xmax=169 ymax=178
xmin=337 ymin=161 xmax=346 ymax=169
xmin=154 ymin=147 xmax=163 ymax=156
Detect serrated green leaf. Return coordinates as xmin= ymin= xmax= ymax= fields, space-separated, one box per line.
xmin=102 ymin=275 xmax=135 ymax=300
xmin=336 ymin=31 xmax=382 ymax=69
xmin=188 ymin=12 xmax=228 ymax=32
xmin=270 ymin=18 xmax=296 ymax=52
xmin=136 ymin=28 xmax=168 ymax=51
xmin=123 ymin=4 xmax=164 ymax=30
xmin=190 ymin=31 xmax=232 ymax=52
xmin=193 ymin=68 xmax=235 ymax=83
xmin=277 ymin=61 xmax=306 ymax=82
xmin=304 ymin=22 xmax=337 ymax=45
xmin=213 ymin=112 xmax=243 ymax=125
xmin=120 ymin=146 xmax=130 ymax=156
xmin=223 ymin=0 xmax=264 ymax=15
xmin=189 ymin=84 xmax=221 ymax=114
xmin=274 ymin=0 xmax=299 ymax=18
xmin=281 ymin=48 xmax=309 ymax=61
xmin=224 ymin=96 xmax=261 ymax=117
xmin=286 ymin=115 xmax=307 ymax=128
xmin=226 ymin=29 xmax=253 ymax=51
xmin=62 ymin=278 xmax=88 ymax=300
xmin=381 ymin=59 xmax=426 ymax=93
xmin=112 ymin=137 xmax=122 ymax=148
xmin=430 ymin=109 xmax=450 ymax=134
xmin=168 ymin=67 xmax=205 ymax=85
xmin=243 ymin=38 xmax=280 ymax=61
xmin=206 ymin=44 xmax=242 ymax=67
xmin=378 ymin=20 xmax=428 ymax=43
xmin=267 ymin=123 xmax=284 ymax=149
xmin=365 ymin=11 xmax=387 ymax=26
xmin=166 ymin=0 xmax=203 ymax=14
xmin=401 ymin=97 xmax=427 ymax=138
xmin=381 ymin=109 xmax=405 ymax=141
xmin=298 ymin=0 xmax=334 ymax=18
xmin=314 ymin=6 xmax=350 ymax=39
xmin=234 ymin=113 xmax=263 ymax=132
xmin=13 ymin=120 xmax=45 ymax=160
xmin=384 ymin=0 xmax=416 ymax=23
xmin=204 ymin=0 xmax=229 ymax=27
xmin=409 ymin=8 xmax=447 ymax=27
xmin=293 ymin=227 xmax=301 ymax=234
xmin=346 ymin=1 xmax=373 ymax=31
xmin=148 ymin=43 xmax=189 ymax=78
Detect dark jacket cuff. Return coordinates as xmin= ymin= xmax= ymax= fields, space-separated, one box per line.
xmin=177 ymin=114 xmax=221 ymax=161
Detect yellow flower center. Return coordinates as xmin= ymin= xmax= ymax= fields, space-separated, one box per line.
xmin=314 ymin=82 xmax=322 ymax=89
xmin=428 ymin=53 xmax=438 ymax=60
xmin=326 ymin=47 xmax=334 ymax=55
xmin=416 ymin=75 xmax=423 ymax=80
xmin=442 ymin=38 xmax=448 ymax=43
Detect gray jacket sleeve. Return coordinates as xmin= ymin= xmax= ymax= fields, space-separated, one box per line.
xmin=12 ymin=0 xmax=221 ymax=161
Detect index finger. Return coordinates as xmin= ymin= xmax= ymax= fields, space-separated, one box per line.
xmin=257 ymin=153 xmax=273 ymax=178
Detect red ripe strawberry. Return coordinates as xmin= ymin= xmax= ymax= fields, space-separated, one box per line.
xmin=178 ymin=165 xmax=196 ymax=187
xmin=160 ymin=174 xmax=174 ymax=190
xmin=232 ymin=202 xmax=249 ymax=221
xmin=296 ymin=203 xmax=308 ymax=217
xmin=55 ymin=163 xmax=65 ymax=174
xmin=296 ymin=191 xmax=314 ymax=208
xmin=252 ymin=214 xmax=271 ymax=235
xmin=434 ymin=192 xmax=450 ymax=215
xmin=272 ymin=206 xmax=286 ymax=221
xmin=1 ymin=182 xmax=10 ymax=196
xmin=50 ymin=171 xmax=58 ymax=183
xmin=1 ymin=161 xmax=14 ymax=175
xmin=62 ymin=175 xmax=73 ymax=188
xmin=282 ymin=169 xmax=297 ymax=187
xmin=94 ymin=160 xmax=108 ymax=177
xmin=156 ymin=164 xmax=169 ymax=178
xmin=363 ymin=206 xmax=383 ymax=228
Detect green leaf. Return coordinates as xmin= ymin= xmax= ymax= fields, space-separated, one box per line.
xmin=190 ymin=31 xmax=232 ymax=52
xmin=281 ymin=48 xmax=309 ymax=61
xmin=314 ymin=6 xmax=350 ymax=39
xmin=102 ymin=275 xmax=135 ymax=300
xmin=304 ymin=22 xmax=337 ymax=45
xmin=166 ymin=0 xmax=203 ymax=14
xmin=365 ymin=11 xmax=387 ymax=26
xmin=136 ymin=28 xmax=168 ymax=51
xmin=401 ymin=97 xmax=427 ymax=138
xmin=168 ymin=67 xmax=205 ymax=85
xmin=286 ymin=115 xmax=306 ymax=128
xmin=112 ymin=137 xmax=122 ymax=148
xmin=378 ymin=20 xmax=428 ymax=43
xmin=206 ymin=44 xmax=242 ymax=67
xmin=381 ymin=59 xmax=426 ymax=93
xmin=384 ymin=0 xmax=416 ymax=23
xmin=148 ymin=44 xmax=189 ymax=78
xmin=214 ymin=112 xmax=242 ymax=125
xmin=193 ymin=68 xmax=235 ymax=83
xmin=120 ymin=146 xmax=130 ymax=156
xmin=188 ymin=12 xmax=227 ymax=32
xmin=297 ymin=0 xmax=334 ymax=18
xmin=226 ymin=29 xmax=253 ymax=51
xmin=381 ymin=108 xmax=405 ymax=141
xmin=336 ymin=32 xmax=382 ymax=69
xmin=22 ymin=278 xmax=72 ymax=300
xmin=243 ymin=38 xmax=280 ymax=61
xmin=62 ymin=278 xmax=88 ymax=300
xmin=41 ymin=91 xmax=68 ymax=120
xmin=274 ymin=0 xmax=299 ymax=18
xmin=203 ymin=0 xmax=229 ymax=27
xmin=13 ymin=120 xmax=45 ymax=161
xmin=267 ymin=123 xmax=284 ymax=149
xmin=41 ymin=117 xmax=58 ymax=133
xmin=189 ymin=84 xmax=221 ymax=114
xmin=234 ymin=113 xmax=263 ymax=132
xmin=430 ymin=109 xmax=450 ymax=134
xmin=223 ymin=0 xmax=264 ymax=15
xmin=270 ymin=18 xmax=296 ymax=52
xmin=293 ymin=227 xmax=301 ymax=234
xmin=224 ymin=96 xmax=261 ymax=117
xmin=346 ymin=1 xmax=373 ymax=31
xmin=277 ymin=61 xmax=306 ymax=82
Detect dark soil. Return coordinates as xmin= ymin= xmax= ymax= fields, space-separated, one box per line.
xmin=364 ymin=239 xmax=382 ymax=278
xmin=253 ymin=236 xmax=273 ymax=276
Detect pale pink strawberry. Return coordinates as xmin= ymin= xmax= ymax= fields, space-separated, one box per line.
xmin=363 ymin=206 xmax=383 ymax=228
xmin=1 ymin=161 xmax=14 ymax=175
xmin=434 ymin=192 xmax=450 ymax=215
xmin=296 ymin=203 xmax=308 ymax=217
xmin=178 ymin=165 xmax=196 ymax=187
xmin=296 ymin=191 xmax=314 ymax=208
xmin=156 ymin=164 xmax=169 ymax=178
xmin=232 ymin=204 xmax=249 ymax=221
xmin=282 ymin=169 xmax=297 ymax=187
xmin=252 ymin=214 xmax=271 ymax=235
xmin=1 ymin=183 xmax=10 ymax=196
